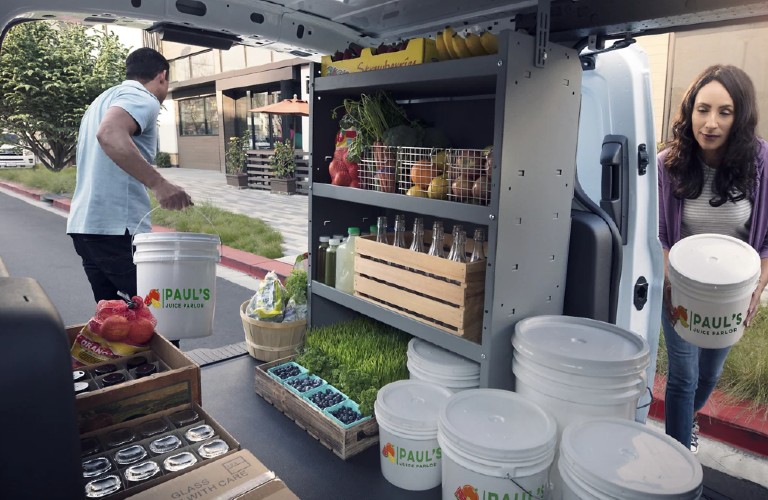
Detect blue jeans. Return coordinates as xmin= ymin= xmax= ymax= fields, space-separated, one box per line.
xmin=661 ymin=312 xmax=731 ymax=448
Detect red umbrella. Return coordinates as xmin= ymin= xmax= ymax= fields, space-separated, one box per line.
xmin=249 ymin=95 xmax=309 ymax=116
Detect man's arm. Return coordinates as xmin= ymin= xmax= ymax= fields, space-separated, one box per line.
xmin=96 ymin=106 xmax=192 ymax=210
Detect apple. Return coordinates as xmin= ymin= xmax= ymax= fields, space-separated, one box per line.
xmin=100 ymin=315 xmax=130 ymax=342
xmin=127 ymin=318 xmax=155 ymax=346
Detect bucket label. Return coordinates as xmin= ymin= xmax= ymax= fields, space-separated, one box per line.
xmin=381 ymin=442 xmax=441 ymax=468
xmin=144 ymin=288 xmax=212 ymax=309
xmin=672 ymin=305 xmax=742 ymax=336
xmin=454 ymin=483 xmax=546 ymax=500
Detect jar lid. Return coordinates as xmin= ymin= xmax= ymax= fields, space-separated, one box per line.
xmin=319 ymin=235 xmax=330 ymax=242
xmin=102 ymin=372 xmax=126 ymax=387
xmin=329 ymin=238 xmax=341 ymax=246
xmin=74 ymin=381 xmax=90 ymax=395
xmin=94 ymin=363 xmax=117 ymax=376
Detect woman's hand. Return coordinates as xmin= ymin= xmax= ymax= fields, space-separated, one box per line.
xmin=744 ymin=289 xmax=762 ymax=327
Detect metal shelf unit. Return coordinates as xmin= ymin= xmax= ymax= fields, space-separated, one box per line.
xmin=308 ymin=30 xmax=583 ymax=389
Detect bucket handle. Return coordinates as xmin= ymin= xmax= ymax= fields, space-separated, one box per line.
xmin=132 ymin=206 xmax=223 ymax=256
xmin=636 ymin=386 xmax=654 ymax=410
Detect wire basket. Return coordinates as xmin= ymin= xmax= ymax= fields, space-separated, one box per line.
xmin=444 ymin=148 xmax=492 ymax=205
xmin=397 ymin=147 xmax=446 ymax=197
xmin=359 ymin=144 xmax=398 ymax=192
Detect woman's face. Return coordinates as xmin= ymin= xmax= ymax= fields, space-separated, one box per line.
xmin=691 ymin=81 xmax=734 ymax=165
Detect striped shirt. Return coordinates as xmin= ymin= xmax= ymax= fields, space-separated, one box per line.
xmin=680 ymin=162 xmax=752 ymax=242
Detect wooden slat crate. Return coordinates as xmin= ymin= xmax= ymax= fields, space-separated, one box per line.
xmin=254 ymin=356 xmax=380 ymax=460
xmin=246 ymin=149 xmax=310 ymax=194
xmin=354 ymin=234 xmax=486 ymax=342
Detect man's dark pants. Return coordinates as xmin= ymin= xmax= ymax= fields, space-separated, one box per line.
xmin=70 ymin=230 xmax=136 ymax=302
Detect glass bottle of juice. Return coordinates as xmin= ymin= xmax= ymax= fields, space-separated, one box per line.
xmin=324 ymin=238 xmax=341 ymax=287
xmin=335 ymin=227 xmax=360 ymax=294
xmin=316 ymin=235 xmax=330 ymax=283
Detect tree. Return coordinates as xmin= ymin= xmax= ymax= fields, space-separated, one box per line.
xmin=0 ymin=22 xmax=128 ymax=171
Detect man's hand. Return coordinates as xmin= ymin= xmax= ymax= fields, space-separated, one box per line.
xmin=151 ymin=178 xmax=193 ymax=210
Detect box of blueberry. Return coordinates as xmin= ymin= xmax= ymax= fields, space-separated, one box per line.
xmin=79 ymin=402 xmax=239 ymax=499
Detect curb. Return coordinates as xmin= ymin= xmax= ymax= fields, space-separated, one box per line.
xmin=650 ymin=374 xmax=768 ymax=457
xmin=0 ymin=180 xmax=293 ymax=281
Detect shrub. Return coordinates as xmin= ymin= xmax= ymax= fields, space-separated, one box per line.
xmin=155 ymin=152 xmax=171 ymax=168
xmin=225 ymin=134 xmax=248 ymax=175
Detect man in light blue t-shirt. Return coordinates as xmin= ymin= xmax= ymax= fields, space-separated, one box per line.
xmin=67 ymin=48 xmax=193 ymax=302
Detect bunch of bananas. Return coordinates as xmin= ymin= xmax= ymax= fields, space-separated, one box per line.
xmin=435 ymin=27 xmax=498 ymax=60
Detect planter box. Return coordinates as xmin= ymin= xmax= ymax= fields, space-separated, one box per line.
xmin=320 ymin=38 xmax=438 ymax=76
xmin=68 ymin=325 xmax=201 ymax=433
xmin=225 ymin=172 xmax=248 ymax=189
xmin=270 ymin=177 xmax=296 ymax=195
xmin=254 ymin=356 xmax=379 ymax=460
xmin=354 ymin=234 xmax=486 ymax=342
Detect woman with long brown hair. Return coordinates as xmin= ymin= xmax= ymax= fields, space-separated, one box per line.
xmin=658 ymin=64 xmax=768 ymax=453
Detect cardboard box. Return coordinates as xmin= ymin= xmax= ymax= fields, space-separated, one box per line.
xmin=81 ymin=402 xmax=241 ymax=499
xmin=68 ymin=325 xmax=201 ymax=433
xmin=127 ymin=450 xmax=298 ymax=500
xmin=320 ymin=38 xmax=438 ymax=76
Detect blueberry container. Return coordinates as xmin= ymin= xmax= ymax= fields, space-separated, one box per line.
xmin=284 ymin=374 xmax=326 ymax=395
xmin=302 ymin=384 xmax=348 ymax=410
xmin=324 ymin=400 xmax=371 ymax=429
xmin=267 ymin=361 xmax=308 ymax=384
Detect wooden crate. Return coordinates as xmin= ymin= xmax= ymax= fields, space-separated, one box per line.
xmin=354 ymin=234 xmax=486 ymax=342
xmin=254 ymin=356 xmax=379 ymax=460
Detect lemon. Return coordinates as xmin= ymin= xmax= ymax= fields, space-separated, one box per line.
xmin=427 ymin=175 xmax=449 ymax=199
xmin=432 ymin=151 xmax=447 ymax=173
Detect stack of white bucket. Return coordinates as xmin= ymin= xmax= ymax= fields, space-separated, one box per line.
xmin=407 ymin=338 xmax=480 ymax=392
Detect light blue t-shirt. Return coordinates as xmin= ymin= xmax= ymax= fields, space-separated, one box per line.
xmin=67 ymin=80 xmax=160 ymax=235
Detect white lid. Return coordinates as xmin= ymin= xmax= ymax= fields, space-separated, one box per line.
xmin=439 ymin=389 xmax=556 ymax=462
xmin=669 ymin=234 xmax=760 ymax=289
xmin=560 ymin=418 xmax=703 ymax=499
xmin=512 ymin=316 xmax=649 ymax=377
xmin=375 ymin=380 xmax=452 ymax=432
xmin=329 ymin=238 xmax=341 ymax=246
xmin=133 ymin=232 xmax=221 ymax=244
xmin=319 ymin=236 xmax=330 ymax=242
xmin=407 ymin=338 xmax=480 ymax=378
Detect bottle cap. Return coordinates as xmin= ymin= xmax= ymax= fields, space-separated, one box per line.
xmin=347 ymin=227 xmax=360 ymax=235
xmin=329 ymin=238 xmax=341 ymax=246
xmin=319 ymin=236 xmax=330 ymax=243
xmin=333 ymin=234 xmax=344 ymax=240
xmin=370 ymin=225 xmax=377 ymax=234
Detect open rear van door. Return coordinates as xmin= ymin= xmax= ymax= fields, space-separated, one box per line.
xmin=574 ymin=43 xmax=665 ymax=420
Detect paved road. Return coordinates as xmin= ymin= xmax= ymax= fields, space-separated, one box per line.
xmin=0 ymin=189 xmax=256 ymax=353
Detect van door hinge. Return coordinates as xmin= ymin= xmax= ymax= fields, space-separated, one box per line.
xmin=634 ymin=276 xmax=648 ymax=310
xmin=638 ymin=143 xmax=649 ymax=176
xmin=535 ymin=0 xmax=550 ymax=67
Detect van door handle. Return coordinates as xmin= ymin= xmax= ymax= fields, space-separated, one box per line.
xmin=600 ymin=135 xmax=629 ymax=244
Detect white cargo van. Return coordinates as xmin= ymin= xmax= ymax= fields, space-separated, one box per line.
xmin=1 ymin=1 xmax=767 ymax=498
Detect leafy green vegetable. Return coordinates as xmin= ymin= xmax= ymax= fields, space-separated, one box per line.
xmin=295 ymin=317 xmax=411 ymax=416
xmin=284 ymin=268 xmax=307 ymax=305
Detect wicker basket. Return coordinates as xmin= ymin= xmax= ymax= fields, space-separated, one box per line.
xmin=240 ymin=301 xmax=307 ymax=362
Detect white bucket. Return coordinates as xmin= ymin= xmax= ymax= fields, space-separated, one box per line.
xmin=407 ymin=338 xmax=480 ymax=393
xmin=512 ymin=316 xmax=650 ymax=497
xmin=133 ymin=232 xmax=221 ymax=340
xmin=668 ymin=234 xmax=760 ymax=349
xmin=512 ymin=316 xmax=650 ymax=432
xmin=374 ymin=380 xmax=453 ymax=491
xmin=559 ymin=417 xmax=703 ymax=499
xmin=437 ymin=389 xmax=557 ymax=500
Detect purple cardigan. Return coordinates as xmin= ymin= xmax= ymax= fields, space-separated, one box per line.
xmin=658 ymin=137 xmax=768 ymax=258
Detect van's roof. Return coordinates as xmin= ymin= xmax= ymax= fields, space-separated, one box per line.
xmin=3 ymin=0 xmax=768 ymax=55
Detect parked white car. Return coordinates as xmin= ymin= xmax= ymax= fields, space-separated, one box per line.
xmin=0 ymin=144 xmax=34 ymax=168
